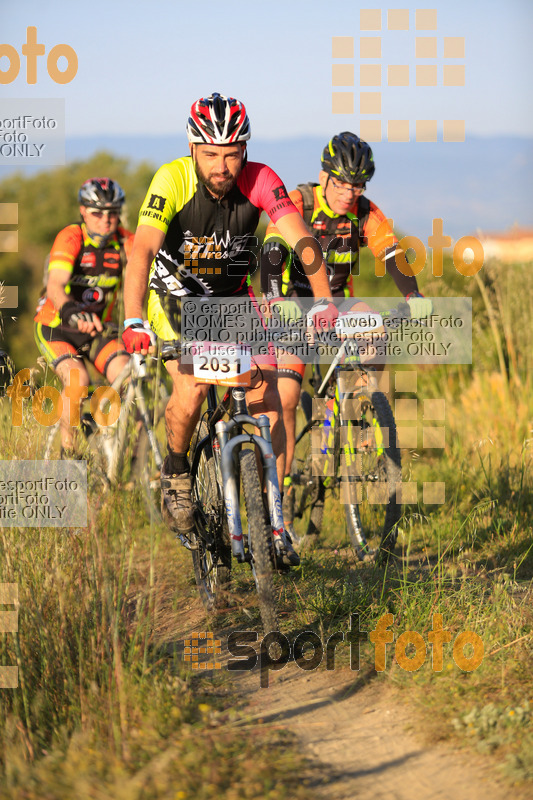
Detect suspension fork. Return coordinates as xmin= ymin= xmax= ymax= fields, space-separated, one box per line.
xmin=216 ymin=412 xmax=284 ymax=562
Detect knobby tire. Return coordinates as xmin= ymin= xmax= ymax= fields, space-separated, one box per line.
xmin=239 ymin=449 xmax=279 ymax=633
xmin=342 ymin=389 xmax=402 ymax=564
xmin=190 ymin=422 xmax=231 ymax=612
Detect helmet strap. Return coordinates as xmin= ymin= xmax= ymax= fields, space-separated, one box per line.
xmin=323 ymin=174 xmax=333 ymax=202
xmin=82 ymin=222 xmax=113 ymax=248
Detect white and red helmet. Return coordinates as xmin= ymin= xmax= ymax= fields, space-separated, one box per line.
xmin=187 ymin=93 xmax=251 ymax=145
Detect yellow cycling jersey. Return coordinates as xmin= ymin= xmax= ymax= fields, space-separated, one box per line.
xmin=138 ymin=156 xmax=296 ymax=297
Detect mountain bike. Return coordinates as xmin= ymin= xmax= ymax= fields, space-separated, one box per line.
xmin=161 ymin=341 xmax=283 ymax=633
xmin=40 ymin=348 xmax=169 ymax=517
xmin=289 ymin=305 xmax=410 ymax=564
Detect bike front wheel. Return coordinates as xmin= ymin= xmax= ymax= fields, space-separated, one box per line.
xmin=291 ymin=391 xmax=327 ymax=539
xmin=239 ymin=449 xmax=279 ymax=633
xmin=134 ymin=377 xmax=169 ymax=522
xmin=341 ymin=388 xmax=402 ymax=564
xmin=190 ymin=422 xmax=231 ymax=612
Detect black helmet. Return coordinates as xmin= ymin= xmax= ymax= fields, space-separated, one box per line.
xmin=78 ymin=178 xmax=125 ymax=209
xmin=321 ymin=132 xmax=375 ymax=184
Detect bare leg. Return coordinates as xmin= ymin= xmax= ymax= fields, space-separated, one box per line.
xmin=245 ymin=366 xmax=286 ymax=489
xmin=105 ymin=353 xmax=130 ymax=384
xmin=277 ymin=375 xmax=301 ymax=480
xmin=53 ymin=358 xmax=90 ymax=450
xmin=163 ymin=359 xmax=210 ymax=454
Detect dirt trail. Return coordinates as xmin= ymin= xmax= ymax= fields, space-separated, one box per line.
xmin=171 ymin=575 xmax=521 ymax=800
xmin=235 ymin=660 xmax=519 ymax=800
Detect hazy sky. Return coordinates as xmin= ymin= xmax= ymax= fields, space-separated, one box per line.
xmin=2 ymin=0 xmax=532 ymax=140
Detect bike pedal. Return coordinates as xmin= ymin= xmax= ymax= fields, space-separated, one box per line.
xmin=272 ymin=556 xmax=291 ymax=573
xmin=272 ymin=538 xmax=300 ymax=569
xmin=175 ymin=532 xmax=198 ymax=551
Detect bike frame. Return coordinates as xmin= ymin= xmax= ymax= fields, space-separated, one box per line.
xmin=107 ymin=353 xmax=165 ymax=483
xmin=190 ymin=383 xmax=284 ymax=563
xmin=42 ymin=352 xmax=166 ymax=484
xmin=291 ymin=335 xmax=387 ymax=536
xmin=294 ymin=312 xmax=405 ymax=477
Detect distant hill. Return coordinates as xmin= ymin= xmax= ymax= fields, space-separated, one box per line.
xmin=4 ymin=134 xmax=532 ymax=241
xmin=67 ymin=134 xmax=533 ymax=240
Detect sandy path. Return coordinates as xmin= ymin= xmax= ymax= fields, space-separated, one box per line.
xmin=236 ymin=661 xmax=520 ymax=800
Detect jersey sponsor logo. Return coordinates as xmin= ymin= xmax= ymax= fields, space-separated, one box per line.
xmin=70 ymin=274 xmax=119 ymax=288
xmin=82 ymin=287 xmax=105 ymax=305
xmin=147 ymin=194 xmax=166 ymax=212
xmin=103 ymin=252 xmax=121 ymax=269
xmin=272 ymin=186 xmax=289 ymax=202
xmin=181 ymin=230 xmax=253 ymax=261
xmin=140 ymin=209 xmax=164 ymax=222
xmin=152 ymin=230 xmax=254 ymax=298
xmin=80 ymin=252 xmax=97 ymax=269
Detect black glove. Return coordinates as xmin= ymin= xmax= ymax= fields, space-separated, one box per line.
xmin=60 ymin=301 xmax=94 ymax=328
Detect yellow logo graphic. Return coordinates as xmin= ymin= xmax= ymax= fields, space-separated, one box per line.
xmin=332 ymin=8 xmax=466 ymax=142
xmin=0 ymin=583 xmax=19 ymax=689
xmin=183 ymin=631 xmax=222 ymax=670
xmin=184 ymin=239 xmax=223 ymax=275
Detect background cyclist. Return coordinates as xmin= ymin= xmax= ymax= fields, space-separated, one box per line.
xmin=122 ymin=92 xmax=337 ymax=568
xmin=34 ymin=178 xmax=133 ymax=454
xmin=260 ymin=131 xmax=432 ymax=537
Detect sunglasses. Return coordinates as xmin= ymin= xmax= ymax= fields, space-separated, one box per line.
xmin=86 ymin=209 xmax=120 ymax=218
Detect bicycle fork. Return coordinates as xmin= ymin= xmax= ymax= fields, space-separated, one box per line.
xmin=215 ymin=412 xmax=284 ymax=564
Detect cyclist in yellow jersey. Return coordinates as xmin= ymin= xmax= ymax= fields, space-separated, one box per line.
xmin=122 ymin=93 xmax=337 ymax=567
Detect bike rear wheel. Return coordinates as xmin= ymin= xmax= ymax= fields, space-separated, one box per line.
xmin=341 ymin=388 xmax=402 ymax=564
xmin=291 ymin=392 xmax=327 ymax=539
xmin=239 ymin=449 xmax=279 ymax=633
xmin=109 ymin=359 xmax=169 ymax=518
xmin=190 ymin=422 xmax=231 ymax=612
xmin=134 ymin=380 xmax=169 ymax=522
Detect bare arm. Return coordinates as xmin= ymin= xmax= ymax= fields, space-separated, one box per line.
xmin=46 ymin=267 xmax=73 ymax=311
xmin=123 ymin=224 xmax=166 ymax=320
xmin=274 ymin=211 xmax=331 ymax=300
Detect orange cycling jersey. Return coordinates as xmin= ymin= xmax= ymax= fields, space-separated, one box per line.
xmin=34 ymin=222 xmax=134 ymax=327
xmin=261 ymin=183 xmax=418 ymax=299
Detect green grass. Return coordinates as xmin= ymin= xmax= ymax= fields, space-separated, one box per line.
xmin=1 ymin=256 xmax=532 ymax=792
xmin=0 ymin=418 xmax=314 ymax=799
xmin=276 ymin=344 xmax=533 ymax=785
